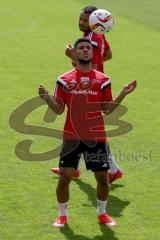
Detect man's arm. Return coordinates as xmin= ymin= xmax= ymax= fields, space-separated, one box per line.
xmin=102 ymin=80 xmax=137 ymax=114
xmin=39 ymin=85 xmax=64 ymax=115
xmin=103 ymin=48 xmax=112 ymax=61
xmin=103 ymin=36 xmax=112 ymax=62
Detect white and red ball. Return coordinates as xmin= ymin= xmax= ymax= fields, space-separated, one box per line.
xmin=89 ymin=9 xmax=114 ymax=34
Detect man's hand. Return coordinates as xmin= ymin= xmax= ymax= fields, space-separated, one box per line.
xmin=102 ymin=80 xmax=137 ymax=115
xmin=38 ymin=85 xmax=65 ymax=114
xmin=39 ymin=85 xmax=49 ymax=100
xmin=65 ymin=44 xmax=75 ymax=60
xmin=122 ymin=80 xmax=137 ymax=95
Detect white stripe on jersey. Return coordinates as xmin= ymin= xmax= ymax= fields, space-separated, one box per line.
xmin=88 ymin=31 xmax=93 ymax=40
xmin=57 ymin=78 xmax=67 ymax=87
xmin=87 ymin=31 xmax=98 ymax=47
xmin=101 ymin=79 xmax=111 ymax=90
xmin=91 ymin=41 xmax=98 ymax=47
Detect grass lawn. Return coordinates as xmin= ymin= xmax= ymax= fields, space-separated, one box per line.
xmin=0 ymin=0 xmax=160 ymax=239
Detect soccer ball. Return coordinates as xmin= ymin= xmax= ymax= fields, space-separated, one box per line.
xmin=89 ymin=9 xmax=114 ymax=34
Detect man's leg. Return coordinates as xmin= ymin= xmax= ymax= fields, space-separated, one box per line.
xmin=107 ymin=143 xmax=124 ymax=183
xmin=51 ymin=166 xmax=80 ymax=178
xmin=108 ymin=152 xmax=124 ymax=183
xmin=95 ymin=171 xmax=109 ymax=200
xmin=52 ymin=158 xmax=81 ymax=179
xmin=94 ymin=171 xmax=116 ymax=226
xmin=53 ymin=167 xmax=74 ymax=227
xmin=56 ymin=167 xmax=74 ymax=202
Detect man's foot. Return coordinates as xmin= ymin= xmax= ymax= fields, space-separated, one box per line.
xmin=97 ymin=213 xmax=116 ymax=226
xmin=52 ymin=216 xmax=67 ymax=227
xmin=51 ymin=168 xmax=80 ymax=179
xmin=109 ymin=169 xmax=124 ymax=184
xmin=73 ymin=169 xmax=80 ymax=179
xmin=51 ymin=168 xmax=60 ymax=175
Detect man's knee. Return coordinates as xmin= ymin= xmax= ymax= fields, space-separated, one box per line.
xmin=95 ymin=172 xmax=109 ymax=187
xmin=59 ymin=175 xmax=71 ymax=187
xmin=58 ymin=169 xmax=73 ymax=188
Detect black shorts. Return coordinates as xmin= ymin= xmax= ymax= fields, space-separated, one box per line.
xmin=59 ymin=140 xmax=110 ymax=172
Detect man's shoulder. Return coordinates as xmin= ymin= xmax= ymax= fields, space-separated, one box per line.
xmin=91 ymin=32 xmax=106 ymax=50
xmin=92 ymin=32 xmax=104 ymax=41
xmin=93 ymin=70 xmax=111 ymax=90
xmin=57 ymin=69 xmax=76 ymax=85
xmin=93 ymin=69 xmax=110 ymax=80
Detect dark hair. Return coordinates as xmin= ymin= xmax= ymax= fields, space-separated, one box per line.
xmin=82 ymin=6 xmax=98 ymax=14
xmin=74 ymin=37 xmax=92 ymax=49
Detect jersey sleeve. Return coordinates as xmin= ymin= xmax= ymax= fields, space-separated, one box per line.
xmin=102 ymin=36 xmax=110 ymax=59
xmin=91 ymin=36 xmax=101 ymax=65
xmin=101 ymin=78 xmax=113 ymax=102
xmin=53 ymin=79 xmax=67 ymax=105
xmin=92 ymin=45 xmax=99 ymax=65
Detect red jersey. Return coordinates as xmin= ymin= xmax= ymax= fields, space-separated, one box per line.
xmin=54 ymin=68 xmax=113 ymax=142
xmin=83 ymin=31 xmax=110 ymax=73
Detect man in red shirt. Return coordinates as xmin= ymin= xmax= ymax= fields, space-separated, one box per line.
xmin=66 ymin=6 xmax=112 ymax=72
xmin=52 ymin=6 xmax=123 ymax=183
xmin=39 ymin=38 xmax=137 ymax=227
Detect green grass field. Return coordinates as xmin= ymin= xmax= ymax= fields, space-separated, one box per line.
xmin=0 ymin=0 xmax=160 ymax=239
